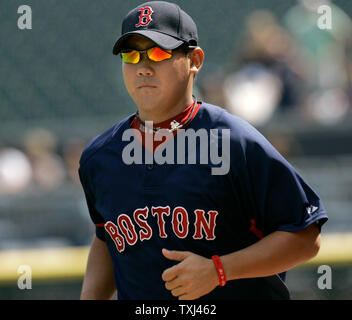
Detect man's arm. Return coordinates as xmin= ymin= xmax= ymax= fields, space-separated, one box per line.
xmin=221 ymin=223 xmax=320 ymax=280
xmin=162 ymin=223 xmax=321 ymax=300
xmin=80 ymin=235 xmax=117 ymax=300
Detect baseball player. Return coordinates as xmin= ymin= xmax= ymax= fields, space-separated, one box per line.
xmin=78 ymin=1 xmax=328 ymax=300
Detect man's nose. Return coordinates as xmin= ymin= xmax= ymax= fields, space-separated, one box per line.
xmin=137 ymin=66 xmax=153 ymax=76
xmin=137 ymin=52 xmax=154 ymax=76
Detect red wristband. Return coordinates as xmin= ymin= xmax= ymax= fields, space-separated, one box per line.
xmin=211 ymin=255 xmax=226 ymax=287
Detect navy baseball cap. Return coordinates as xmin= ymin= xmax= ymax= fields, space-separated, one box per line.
xmin=112 ymin=1 xmax=198 ymax=55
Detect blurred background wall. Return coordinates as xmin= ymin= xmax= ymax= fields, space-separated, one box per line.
xmin=0 ymin=0 xmax=351 ymax=299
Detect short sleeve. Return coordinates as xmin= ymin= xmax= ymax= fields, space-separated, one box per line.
xmin=239 ymin=135 xmax=328 ymax=236
xmin=78 ymin=166 xmax=106 ymax=241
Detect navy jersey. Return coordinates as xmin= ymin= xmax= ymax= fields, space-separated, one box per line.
xmin=78 ymin=102 xmax=328 ymax=300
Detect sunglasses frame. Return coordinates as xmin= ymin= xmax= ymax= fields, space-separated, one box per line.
xmin=120 ymin=45 xmax=197 ymax=64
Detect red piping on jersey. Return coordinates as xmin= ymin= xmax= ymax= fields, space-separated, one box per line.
xmin=249 ymin=219 xmax=263 ymax=239
xmin=95 ymin=223 xmax=105 ymax=227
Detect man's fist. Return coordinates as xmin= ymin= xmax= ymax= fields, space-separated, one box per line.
xmin=161 ymin=249 xmax=219 ymax=300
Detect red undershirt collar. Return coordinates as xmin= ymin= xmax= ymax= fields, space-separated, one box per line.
xmin=131 ymin=100 xmax=200 ymax=133
xmin=130 ymin=101 xmax=201 ymax=153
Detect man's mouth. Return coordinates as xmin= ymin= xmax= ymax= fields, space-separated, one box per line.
xmin=137 ymin=84 xmax=157 ymax=89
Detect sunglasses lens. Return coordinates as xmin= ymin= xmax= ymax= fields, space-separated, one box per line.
xmin=148 ymin=47 xmax=172 ymax=62
xmin=121 ymin=50 xmax=140 ymax=64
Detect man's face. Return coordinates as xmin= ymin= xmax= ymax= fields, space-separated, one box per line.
xmin=121 ymin=35 xmax=192 ymax=115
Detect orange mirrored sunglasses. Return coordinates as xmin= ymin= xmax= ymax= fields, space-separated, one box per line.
xmin=120 ymin=47 xmax=173 ymax=64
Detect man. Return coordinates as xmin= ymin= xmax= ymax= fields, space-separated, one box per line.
xmin=78 ymin=1 xmax=328 ymax=300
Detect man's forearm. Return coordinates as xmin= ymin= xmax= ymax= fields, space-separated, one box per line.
xmin=81 ymin=235 xmax=117 ymax=300
xmin=221 ymin=224 xmax=321 ymax=281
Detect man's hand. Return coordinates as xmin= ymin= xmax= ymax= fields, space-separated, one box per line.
xmin=161 ymin=249 xmax=219 ymax=300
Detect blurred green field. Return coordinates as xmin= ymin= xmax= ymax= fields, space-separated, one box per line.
xmin=0 ymin=232 xmax=351 ymax=283
xmin=0 ymin=232 xmax=351 ymax=300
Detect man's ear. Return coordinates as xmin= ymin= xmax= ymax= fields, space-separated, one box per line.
xmin=189 ymin=47 xmax=204 ymax=76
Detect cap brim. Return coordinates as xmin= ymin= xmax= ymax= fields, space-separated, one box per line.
xmin=112 ymin=30 xmax=185 ymax=55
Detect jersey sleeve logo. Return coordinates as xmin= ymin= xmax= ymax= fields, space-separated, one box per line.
xmin=307 ymin=205 xmax=319 ymax=215
xmin=135 ymin=6 xmax=154 ymax=27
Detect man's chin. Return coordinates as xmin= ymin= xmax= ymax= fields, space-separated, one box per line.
xmin=135 ymin=97 xmax=162 ymax=111
xmin=136 ymin=104 xmax=162 ymax=116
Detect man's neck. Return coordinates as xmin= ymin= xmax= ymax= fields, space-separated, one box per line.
xmin=137 ymin=96 xmax=194 ymax=124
